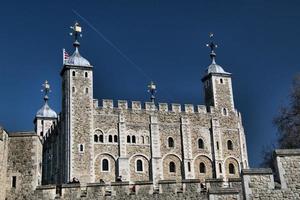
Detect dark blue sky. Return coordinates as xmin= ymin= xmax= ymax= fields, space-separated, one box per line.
xmin=0 ymin=0 xmax=299 ymax=167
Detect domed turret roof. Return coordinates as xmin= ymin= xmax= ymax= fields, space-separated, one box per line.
xmin=36 ymin=102 xmax=57 ymax=118
xmin=206 ymin=62 xmax=230 ymax=75
xmin=65 ymin=48 xmax=91 ymax=67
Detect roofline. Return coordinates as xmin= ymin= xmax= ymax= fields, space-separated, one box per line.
xmin=60 ymin=64 xmax=93 ymax=76
xmin=201 ymin=72 xmax=232 ymax=82
xmin=8 ymin=131 xmax=37 ymax=137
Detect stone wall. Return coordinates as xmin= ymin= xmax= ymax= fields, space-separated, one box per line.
xmin=90 ymin=99 xmax=246 ymax=184
xmin=242 ymin=149 xmax=300 ymax=200
xmin=0 ymin=127 xmax=9 ymax=200
xmin=5 ymin=132 xmax=43 ymax=200
xmin=33 ymin=179 xmax=240 ymax=200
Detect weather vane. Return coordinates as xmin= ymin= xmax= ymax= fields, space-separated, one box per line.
xmin=147 ymin=81 xmax=157 ymax=103
xmin=41 ymin=80 xmax=51 ymax=102
xmin=69 ymin=22 xmax=82 ymax=47
xmin=206 ymin=33 xmax=218 ymax=63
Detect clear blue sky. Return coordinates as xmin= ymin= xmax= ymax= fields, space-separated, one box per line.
xmin=0 ymin=0 xmax=299 ymax=167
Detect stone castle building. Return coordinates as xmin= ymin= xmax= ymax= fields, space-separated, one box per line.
xmin=8 ymin=22 xmax=300 ymax=200
xmin=39 ymin=23 xmax=248 ymax=185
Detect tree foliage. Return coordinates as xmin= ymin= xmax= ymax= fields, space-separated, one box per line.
xmin=261 ymin=75 xmax=300 ymax=167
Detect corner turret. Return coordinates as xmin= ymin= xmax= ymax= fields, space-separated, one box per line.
xmin=34 ymin=80 xmax=57 ymax=137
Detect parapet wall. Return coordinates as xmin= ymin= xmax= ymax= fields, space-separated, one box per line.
xmin=32 ymin=149 xmax=300 ymax=200
xmin=242 ymin=149 xmax=300 ymax=200
xmin=93 ymin=99 xmax=242 ymax=116
xmin=34 ymin=179 xmax=240 ymax=200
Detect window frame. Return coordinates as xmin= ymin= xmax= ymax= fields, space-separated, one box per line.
xmin=101 ymin=158 xmax=110 ymax=172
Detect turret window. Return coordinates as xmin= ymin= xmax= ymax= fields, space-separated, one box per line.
xmin=94 ymin=135 xmax=98 ymax=142
xmin=72 ymin=87 xmax=75 ymax=93
xmin=132 ymin=135 xmax=136 ymax=144
xmin=108 ymin=135 xmax=113 ymax=143
xmin=79 ymin=144 xmax=84 ymax=153
xmin=12 ymin=176 xmax=16 ymax=188
xmin=85 ymin=72 xmax=88 ymax=78
xmin=127 ymin=135 xmax=131 ymax=143
xmin=229 ymin=163 xmax=235 ymax=174
xmin=219 ymin=163 xmax=222 ymax=173
xmin=114 ymin=135 xmax=118 ymax=143
xmin=169 ymin=162 xmax=176 ymax=173
xmin=200 ymin=162 xmax=206 ymax=173
xmin=227 ymin=140 xmax=233 ymax=150
xmin=72 ymin=71 xmax=76 ymax=77
xmin=85 ymin=88 xmax=89 ymax=94
xmin=198 ymin=138 xmax=204 ymax=149
xmin=220 ymin=78 xmax=223 ymax=84
xmin=222 ymin=108 xmax=228 ymax=116
xmin=136 ymin=159 xmax=143 ymax=172
xmin=99 ymin=134 xmax=103 ymax=143
xmin=102 ymin=159 xmax=109 ymax=171
xmin=168 ymin=137 xmax=174 ymax=148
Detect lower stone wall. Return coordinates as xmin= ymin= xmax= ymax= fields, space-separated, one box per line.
xmin=34 ymin=179 xmax=240 ymax=200
xmin=242 ymin=149 xmax=300 ymax=200
xmin=0 ymin=128 xmax=9 ymax=200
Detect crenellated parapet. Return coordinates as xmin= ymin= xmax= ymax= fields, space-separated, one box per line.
xmin=93 ymin=99 xmax=213 ymax=114
xmin=242 ymin=149 xmax=300 ymax=200
xmin=93 ymin=99 xmax=242 ymax=118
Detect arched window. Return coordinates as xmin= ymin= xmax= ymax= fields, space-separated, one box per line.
xmin=199 ymin=162 xmax=206 ymax=173
xmin=220 ymin=78 xmax=223 ymax=84
xmin=85 ymin=72 xmax=88 ymax=78
xmin=72 ymin=71 xmax=76 ymax=77
xmin=223 ymin=108 xmax=228 ymax=116
xmin=216 ymin=142 xmax=219 ymax=150
xmin=227 ymin=140 xmax=233 ymax=150
xmin=229 ymin=163 xmax=235 ymax=174
xmin=198 ymin=138 xmax=204 ymax=149
xmin=94 ymin=135 xmax=98 ymax=142
xmin=114 ymin=135 xmax=118 ymax=143
xmin=169 ymin=162 xmax=176 ymax=173
xmin=132 ymin=135 xmax=136 ymax=144
xmin=219 ymin=163 xmax=222 ymax=173
xmin=85 ymin=88 xmax=89 ymax=94
xmin=108 ymin=135 xmax=113 ymax=143
xmin=127 ymin=135 xmax=131 ymax=143
xmin=136 ymin=159 xmax=143 ymax=172
xmin=141 ymin=136 xmax=144 ymax=144
xmin=168 ymin=137 xmax=174 ymax=148
xmin=99 ymin=134 xmax=103 ymax=143
xmin=102 ymin=159 xmax=109 ymax=171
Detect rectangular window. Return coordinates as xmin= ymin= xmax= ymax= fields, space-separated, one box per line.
xmin=216 ymin=142 xmax=219 ymax=150
xmin=188 ymin=162 xmax=191 ymax=172
xmin=12 ymin=176 xmax=16 ymax=188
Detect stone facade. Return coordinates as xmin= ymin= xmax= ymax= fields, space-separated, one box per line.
xmin=0 ymin=131 xmax=43 ymax=200
xmin=37 ymin=33 xmax=249 ymax=186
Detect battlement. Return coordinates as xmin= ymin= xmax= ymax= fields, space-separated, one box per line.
xmin=96 ymin=99 xmax=221 ymax=114
xmin=242 ymin=149 xmax=300 ymax=199
xmin=34 ymin=179 xmax=241 ymax=200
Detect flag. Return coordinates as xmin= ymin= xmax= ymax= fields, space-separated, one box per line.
xmin=63 ymin=48 xmax=69 ymax=64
